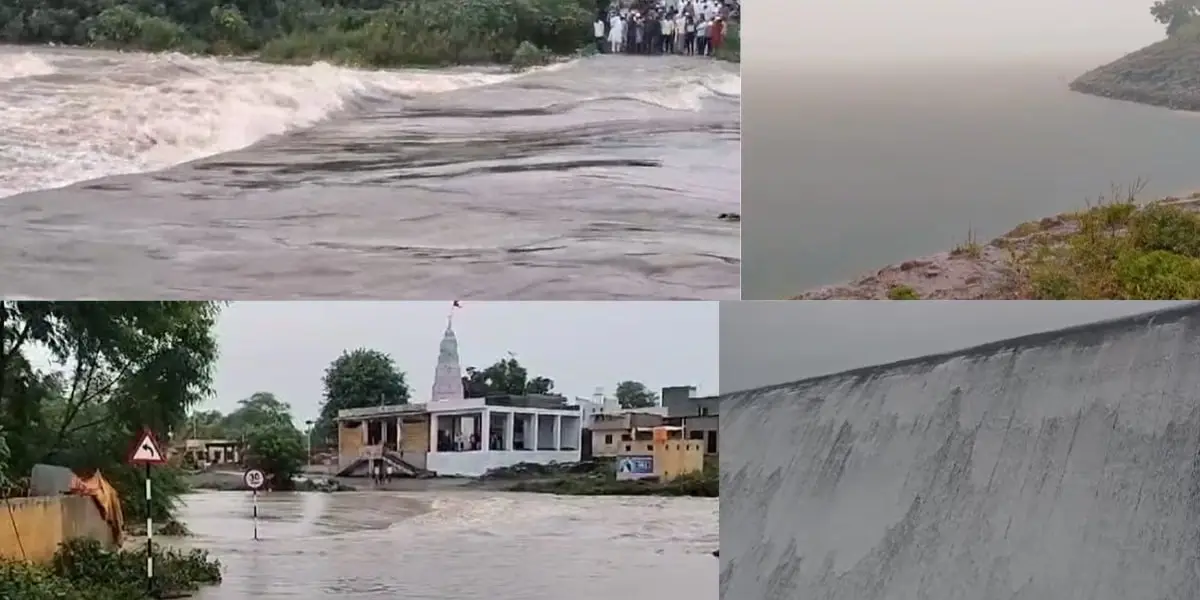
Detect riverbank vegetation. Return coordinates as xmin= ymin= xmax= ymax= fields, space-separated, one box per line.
xmin=0 ymin=302 xmax=221 ymax=527
xmin=0 ymin=0 xmax=595 ymax=67
xmin=1006 ymin=186 xmax=1200 ymax=299
xmin=0 ymin=538 xmax=220 ymax=600
xmin=479 ymin=460 xmax=719 ymax=497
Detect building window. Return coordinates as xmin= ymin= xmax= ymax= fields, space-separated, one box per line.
xmin=620 ymin=434 xmax=632 ymax=441
xmin=604 ymin=434 xmax=613 ymax=444
xmin=625 ymin=444 xmax=631 ymax=452
xmin=646 ymin=445 xmax=653 ymax=452
xmin=689 ymin=430 xmax=704 ymax=440
xmin=707 ymin=431 xmax=718 ymax=454
xmin=700 ymin=407 xmax=709 ymax=416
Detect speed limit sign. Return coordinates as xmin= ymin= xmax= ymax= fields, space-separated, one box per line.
xmin=243 ymin=468 xmax=266 ymax=490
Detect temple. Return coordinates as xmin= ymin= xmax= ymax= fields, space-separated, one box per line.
xmin=430 ymin=313 xmax=464 ymax=402
xmin=334 ymin=308 xmax=582 ymax=478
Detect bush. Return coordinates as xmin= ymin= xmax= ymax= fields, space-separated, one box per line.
xmin=244 ymin=421 xmax=307 ymax=489
xmin=1018 ymin=194 xmax=1200 ymax=299
xmin=511 ymin=40 xmax=552 ymax=70
xmin=0 ymin=538 xmax=221 ymax=600
xmin=2 ymin=0 xmax=593 ymax=65
xmin=504 ymin=460 xmax=718 ymax=497
xmin=887 ymin=285 xmax=920 ymax=300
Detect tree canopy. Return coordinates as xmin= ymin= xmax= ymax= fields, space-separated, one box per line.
xmin=0 ymin=0 xmax=595 ymax=67
xmin=312 ymin=348 xmax=408 ymax=444
xmin=243 ymin=419 xmax=307 ymax=489
xmin=1 ymin=301 xmax=221 ymax=521
xmin=1151 ymin=0 xmax=1200 ymax=35
xmin=184 ymin=391 xmax=293 ymax=441
xmin=615 ymin=380 xmax=659 ymax=409
xmin=462 ymin=356 xmax=555 ymax=397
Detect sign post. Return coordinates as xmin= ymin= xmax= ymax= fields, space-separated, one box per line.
xmin=243 ymin=469 xmax=266 ymax=541
xmin=127 ymin=427 xmax=168 ymax=595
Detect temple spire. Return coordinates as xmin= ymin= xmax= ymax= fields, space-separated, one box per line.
xmin=431 ymin=302 xmax=465 ymax=401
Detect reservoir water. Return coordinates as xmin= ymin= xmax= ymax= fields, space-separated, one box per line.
xmin=744 ymin=56 xmax=1200 ymax=298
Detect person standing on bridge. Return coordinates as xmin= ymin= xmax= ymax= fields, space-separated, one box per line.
xmin=594 ymin=14 xmax=607 ymax=53
xmin=661 ymin=12 xmax=675 ymax=54
xmin=609 ymin=12 xmax=625 ymax=54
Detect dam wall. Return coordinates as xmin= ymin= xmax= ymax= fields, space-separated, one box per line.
xmin=719 ymin=303 xmax=1200 ymax=600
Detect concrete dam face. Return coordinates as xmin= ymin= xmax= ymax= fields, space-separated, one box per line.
xmin=719 ymin=304 xmax=1200 ymax=600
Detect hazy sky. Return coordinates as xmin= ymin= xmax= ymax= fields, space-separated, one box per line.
xmin=778 ymin=0 xmax=1166 ymax=64
xmin=211 ymin=302 xmax=718 ymax=422
xmin=719 ymin=301 xmax=1192 ymax=393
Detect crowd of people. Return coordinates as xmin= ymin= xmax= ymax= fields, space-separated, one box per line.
xmin=592 ymin=0 xmax=735 ymax=57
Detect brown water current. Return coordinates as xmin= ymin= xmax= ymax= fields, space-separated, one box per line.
xmin=168 ymin=490 xmax=716 ymax=599
xmin=0 ymin=48 xmax=740 ymax=299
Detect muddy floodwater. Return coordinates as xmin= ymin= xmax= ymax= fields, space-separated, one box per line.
xmin=171 ymin=490 xmax=716 ymax=599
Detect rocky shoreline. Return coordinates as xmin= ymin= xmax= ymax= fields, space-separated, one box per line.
xmin=1069 ymin=35 xmax=1200 ymax=111
xmin=794 ymin=195 xmax=1200 ymax=300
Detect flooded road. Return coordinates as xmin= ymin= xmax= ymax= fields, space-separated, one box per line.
xmin=0 ymin=48 xmax=740 ymax=299
xmin=174 ymin=490 xmax=717 ymax=599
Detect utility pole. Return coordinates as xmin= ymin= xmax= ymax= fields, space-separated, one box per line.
xmin=304 ymin=420 xmax=314 ymax=466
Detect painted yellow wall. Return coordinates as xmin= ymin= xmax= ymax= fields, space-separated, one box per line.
xmin=0 ymin=496 xmax=114 ymax=564
xmin=652 ymin=440 xmax=705 ymax=482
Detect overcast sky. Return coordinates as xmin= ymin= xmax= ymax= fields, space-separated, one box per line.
xmin=719 ymin=301 xmax=1192 ymax=393
xmin=210 ymin=302 xmax=718 ymax=422
xmin=776 ymin=0 xmax=1165 ymax=64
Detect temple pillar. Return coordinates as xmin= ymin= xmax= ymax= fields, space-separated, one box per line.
xmin=505 ymin=411 xmax=515 ymax=450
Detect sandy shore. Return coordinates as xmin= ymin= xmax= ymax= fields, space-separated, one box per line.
xmin=793 ymin=196 xmax=1200 ymax=300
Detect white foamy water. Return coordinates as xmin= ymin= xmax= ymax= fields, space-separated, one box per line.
xmin=0 ymin=49 xmax=520 ymax=198
xmin=630 ymin=71 xmax=741 ymax=111
xmin=0 ymin=51 xmax=57 ymax=80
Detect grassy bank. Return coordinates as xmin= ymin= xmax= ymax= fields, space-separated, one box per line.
xmin=1005 ymin=186 xmax=1200 ymax=299
xmin=0 ymin=0 xmax=592 ymax=67
xmin=0 ymin=538 xmax=221 ymax=600
xmin=479 ymin=460 xmax=718 ymax=497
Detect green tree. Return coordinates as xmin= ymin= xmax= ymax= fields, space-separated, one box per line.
xmin=220 ymin=391 xmax=292 ymax=438
xmin=313 ymin=348 xmax=408 ymax=445
xmin=462 ymin=356 xmax=555 ymax=397
xmin=244 ymin=420 xmax=306 ymax=489
xmin=615 ymin=380 xmax=658 ymax=409
xmin=0 ymin=301 xmax=220 ymax=521
xmin=183 ymin=409 xmax=227 ymax=439
xmin=1151 ymin=0 xmax=1199 ymax=35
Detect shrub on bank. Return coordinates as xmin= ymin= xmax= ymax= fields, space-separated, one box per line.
xmin=1011 ymin=189 xmax=1200 ymax=299
xmin=0 ymin=538 xmax=221 ymax=600
xmin=0 ymin=0 xmax=593 ymax=67
xmin=504 ymin=461 xmax=718 ymax=497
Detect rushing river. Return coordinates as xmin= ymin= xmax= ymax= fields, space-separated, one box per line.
xmin=171 ymin=490 xmax=717 ymax=600
xmin=0 ymin=47 xmax=740 ymax=299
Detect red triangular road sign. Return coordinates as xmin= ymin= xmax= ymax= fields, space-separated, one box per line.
xmin=127 ymin=428 xmax=168 ymax=465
